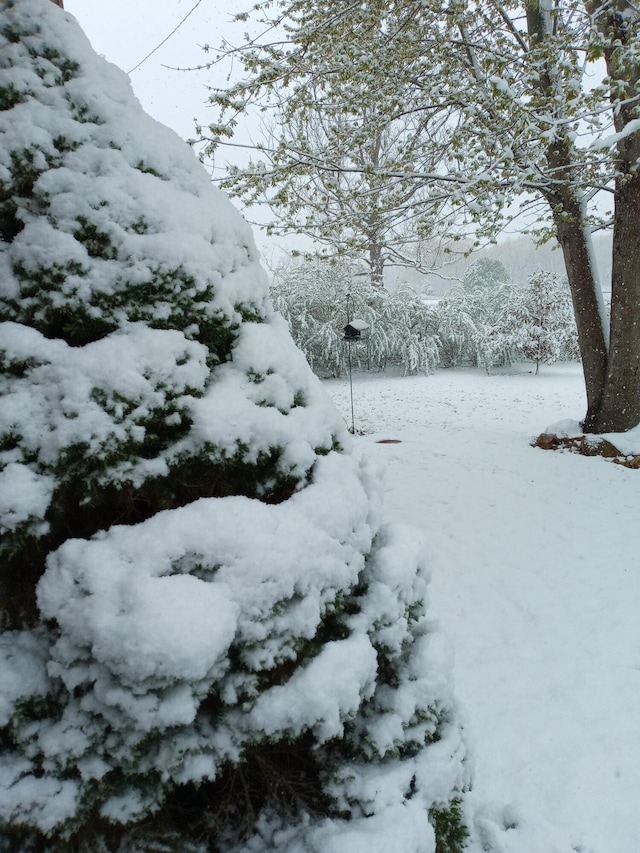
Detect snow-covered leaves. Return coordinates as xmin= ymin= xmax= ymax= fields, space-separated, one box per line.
xmin=203 ymin=0 xmax=621 ymax=251
xmin=434 ymin=262 xmax=579 ymax=371
xmin=271 ymin=262 xmax=439 ymax=377
xmin=496 ymin=269 xmax=581 ymax=373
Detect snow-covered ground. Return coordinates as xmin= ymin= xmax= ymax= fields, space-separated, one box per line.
xmin=325 ymin=363 xmax=640 ymax=853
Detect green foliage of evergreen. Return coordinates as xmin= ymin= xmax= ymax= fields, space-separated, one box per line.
xmin=431 ymin=799 xmax=468 ymax=853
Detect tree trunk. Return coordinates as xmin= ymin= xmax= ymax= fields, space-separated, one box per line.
xmin=526 ymin=0 xmax=611 ymax=430
xmin=538 ymin=129 xmax=609 ymax=428
xmin=368 ymin=236 xmax=385 ymax=289
xmin=584 ymin=0 xmax=640 ymax=432
xmin=547 ymin=190 xmax=609 ymax=430
xmin=589 ymin=160 xmax=640 ymax=432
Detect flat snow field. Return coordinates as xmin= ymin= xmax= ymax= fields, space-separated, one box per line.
xmin=325 ymin=363 xmax=640 ymax=853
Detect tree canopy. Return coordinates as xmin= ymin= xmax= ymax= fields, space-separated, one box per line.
xmin=204 ymin=0 xmax=640 ymax=433
xmin=201 ymin=3 xmax=456 ymax=287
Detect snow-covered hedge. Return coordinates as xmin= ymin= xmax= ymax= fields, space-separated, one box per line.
xmin=434 ymin=263 xmax=580 ymax=371
xmin=271 ymin=263 xmax=440 ymax=377
xmin=0 ymin=2 xmax=469 ymax=851
xmin=434 ymin=281 xmax=515 ymax=369
xmin=273 ymin=260 xmax=578 ymax=379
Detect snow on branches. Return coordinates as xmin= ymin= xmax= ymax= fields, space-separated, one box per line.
xmin=271 ymin=262 xmax=440 ymax=377
xmin=272 ymin=259 xmax=579 ymax=378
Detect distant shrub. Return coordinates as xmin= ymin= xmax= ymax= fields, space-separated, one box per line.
xmin=483 ymin=269 xmax=580 ymax=372
xmin=434 ymin=279 xmax=515 ymax=369
xmin=435 ymin=267 xmax=580 ymax=372
xmin=271 ymin=262 xmax=439 ymax=377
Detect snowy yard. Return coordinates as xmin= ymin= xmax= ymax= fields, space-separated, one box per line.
xmin=5 ymin=2 xmax=640 ymax=850
xmin=325 ymin=363 xmax=640 ymax=853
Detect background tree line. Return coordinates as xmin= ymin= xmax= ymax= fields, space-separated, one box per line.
xmin=272 ymin=258 xmax=580 ymax=377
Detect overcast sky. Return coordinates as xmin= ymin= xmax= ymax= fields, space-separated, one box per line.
xmin=64 ymin=1 xmax=236 ymax=141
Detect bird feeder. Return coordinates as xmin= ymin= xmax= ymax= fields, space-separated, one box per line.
xmin=343 ymin=318 xmax=370 ymax=341
xmin=342 ymin=295 xmax=371 ymax=435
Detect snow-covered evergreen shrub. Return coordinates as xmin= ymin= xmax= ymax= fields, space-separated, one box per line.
xmin=493 ymin=269 xmax=580 ymax=372
xmin=271 ymin=262 xmax=439 ymax=377
xmin=0 ymin=3 xmax=469 ymax=851
xmin=461 ymin=258 xmax=510 ymax=294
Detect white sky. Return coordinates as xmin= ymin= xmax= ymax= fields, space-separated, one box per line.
xmin=64 ymin=1 xmax=235 ymax=143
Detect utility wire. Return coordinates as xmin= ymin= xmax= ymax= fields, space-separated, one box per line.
xmin=128 ymin=0 xmax=205 ymax=74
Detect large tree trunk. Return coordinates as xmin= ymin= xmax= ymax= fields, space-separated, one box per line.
xmin=544 ymin=182 xmax=609 ymax=431
xmin=553 ymin=214 xmax=608 ymax=430
xmin=526 ymin=0 xmax=616 ymax=432
xmin=584 ymin=0 xmax=640 ymax=432
xmin=535 ymin=120 xmax=609 ymax=428
xmin=589 ymin=156 xmax=640 ymax=432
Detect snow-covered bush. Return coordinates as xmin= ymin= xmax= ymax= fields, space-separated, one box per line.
xmin=494 ymin=269 xmax=580 ymax=372
xmin=435 ymin=279 xmax=515 ymax=369
xmin=0 ymin=2 xmax=469 ymax=851
xmin=461 ymin=258 xmax=510 ymax=294
xmin=271 ymin=262 xmax=439 ymax=377
xmin=433 ymin=289 xmax=480 ymax=368
xmin=435 ymin=264 xmax=579 ymax=372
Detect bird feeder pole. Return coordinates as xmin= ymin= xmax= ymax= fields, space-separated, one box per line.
xmin=342 ymin=295 xmax=369 ymax=435
xmin=346 ymin=294 xmax=356 ymax=434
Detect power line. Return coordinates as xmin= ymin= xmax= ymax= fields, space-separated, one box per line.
xmin=128 ymin=0 xmax=205 ymax=75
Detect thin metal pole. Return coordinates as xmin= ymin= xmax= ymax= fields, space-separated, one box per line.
xmin=348 ymin=342 xmax=355 ymax=434
xmin=345 ymin=292 xmax=356 ymax=434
